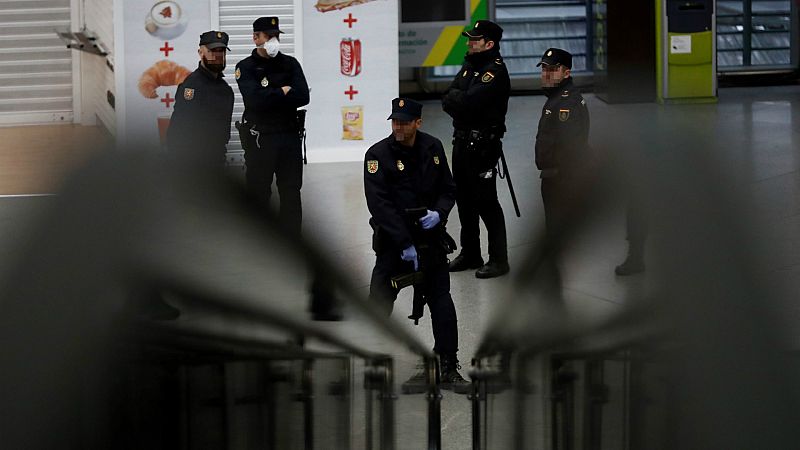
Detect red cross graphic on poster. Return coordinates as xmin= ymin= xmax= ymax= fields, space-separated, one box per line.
xmin=343 ymin=13 xmax=357 ymax=28
xmin=344 ymin=85 xmax=359 ymax=100
xmin=161 ymin=92 xmax=175 ymax=108
xmin=160 ymin=42 xmax=174 ymax=57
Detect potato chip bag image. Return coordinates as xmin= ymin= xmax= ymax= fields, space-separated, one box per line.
xmin=342 ymin=106 xmax=364 ymax=140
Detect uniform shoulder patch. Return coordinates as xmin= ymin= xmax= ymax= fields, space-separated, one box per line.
xmin=235 ymin=68 xmax=241 ymax=80
xmin=184 ymin=88 xmax=195 ymax=101
xmin=433 ymin=155 xmax=440 ymax=165
xmin=558 ymin=109 xmax=570 ymax=122
xmin=481 ymin=72 xmax=495 ymax=83
xmin=367 ymin=160 xmax=378 ymax=174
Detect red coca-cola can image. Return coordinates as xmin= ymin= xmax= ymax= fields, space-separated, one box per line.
xmin=340 ymin=38 xmax=361 ymax=77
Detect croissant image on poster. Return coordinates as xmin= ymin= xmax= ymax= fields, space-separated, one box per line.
xmin=315 ymin=0 xmax=379 ymax=13
xmin=341 ymin=38 xmax=362 ymax=77
xmin=342 ymin=106 xmax=364 ymax=140
xmin=144 ymin=1 xmax=189 ymax=40
xmin=138 ymin=60 xmax=191 ymax=99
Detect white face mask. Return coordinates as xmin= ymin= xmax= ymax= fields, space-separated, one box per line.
xmin=265 ymin=37 xmax=280 ymax=57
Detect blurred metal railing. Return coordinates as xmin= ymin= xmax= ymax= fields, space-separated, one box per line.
xmin=463 ymin=123 xmax=800 ymax=448
xmin=0 ymin=150 xmax=444 ymax=450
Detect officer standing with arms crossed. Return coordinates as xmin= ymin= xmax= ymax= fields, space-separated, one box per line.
xmin=534 ymin=48 xmax=590 ymax=236
xmin=236 ymin=18 xmax=340 ymax=319
xmin=235 ymin=16 xmax=310 ymax=236
xmin=167 ymin=30 xmax=234 ymax=169
xmin=365 ymin=98 xmax=469 ymax=394
xmin=442 ymin=20 xmax=512 ymax=279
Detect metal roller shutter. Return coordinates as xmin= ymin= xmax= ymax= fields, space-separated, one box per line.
xmin=0 ymin=0 xmax=73 ymax=125
xmin=219 ymin=0 xmax=296 ymax=165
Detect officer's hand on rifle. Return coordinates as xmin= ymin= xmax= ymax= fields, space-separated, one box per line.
xmin=401 ymin=245 xmax=419 ymax=271
xmin=419 ymin=210 xmax=440 ymax=230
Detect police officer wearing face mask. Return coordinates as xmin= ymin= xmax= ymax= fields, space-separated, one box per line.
xmin=234 ymin=18 xmax=338 ymax=321
xmin=167 ymin=31 xmax=234 ymax=168
xmin=442 ymin=20 xmax=511 ymax=279
xmin=535 ymin=48 xmax=590 ymax=236
xmin=235 ymin=16 xmax=310 ymax=236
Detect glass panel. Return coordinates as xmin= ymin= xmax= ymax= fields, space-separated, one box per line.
xmin=719 ymin=0 xmax=794 ymax=69
xmin=717 ymin=1 xmax=745 ymax=69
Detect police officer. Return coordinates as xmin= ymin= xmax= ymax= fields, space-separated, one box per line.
xmin=442 ymin=20 xmax=511 ymax=279
xmin=235 ymin=16 xmax=310 ymax=236
xmin=535 ymin=48 xmax=590 ymax=236
xmin=167 ymin=30 xmax=234 ymax=168
xmin=364 ymin=98 xmax=468 ymax=394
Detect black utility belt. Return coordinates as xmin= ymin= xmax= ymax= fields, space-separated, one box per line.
xmin=243 ymin=123 xmax=299 ymax=134
xmin=453 ymin=128 xmax=503 ymax=141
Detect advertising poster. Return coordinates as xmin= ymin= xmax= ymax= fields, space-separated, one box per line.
xmin=115 ymin=0 xmax=212 ymax=147
xmin=304 ymin=0 xmax=399 ymax=162
xmin=399 ymin=0 xmax=486 ymax=67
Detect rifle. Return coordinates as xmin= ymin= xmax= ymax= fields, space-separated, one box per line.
xmin=392 ymin=207 xmax=430 ymax=325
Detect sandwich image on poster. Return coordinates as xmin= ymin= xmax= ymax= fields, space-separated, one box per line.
xmin=315 ymin=0 xmax=379 ymax=13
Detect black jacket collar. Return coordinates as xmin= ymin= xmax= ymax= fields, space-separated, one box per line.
xmin=544 ymin=77 xmax=573 ymax=99
xmin=465 ymin=47 xmax=501 ymax=68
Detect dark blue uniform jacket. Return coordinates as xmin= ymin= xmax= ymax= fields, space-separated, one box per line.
xmin=235 ymin=50 xmax=310 ymax=133
xmin=364 ymin=131 xmax=457 ymax=251
xmin=167 ymin=63 xmax=234 ymax=163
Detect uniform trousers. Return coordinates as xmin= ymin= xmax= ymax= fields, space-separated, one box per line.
xmin=451 ymin=137 xmax=508 ymax=262
xmin=244 ymin=131 xmax=303 ymax=235
xmin=368 ymin=250 xmax=458 ymax=355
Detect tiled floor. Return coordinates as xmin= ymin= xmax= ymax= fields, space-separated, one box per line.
xmin=1 ymin=85 xmax=799 ymax=449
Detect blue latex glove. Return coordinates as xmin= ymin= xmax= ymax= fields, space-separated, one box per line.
xmin=401 ymin=245 xmax=419 ymax=271
xmin=419 ymin=210 xmax=440 ymax=230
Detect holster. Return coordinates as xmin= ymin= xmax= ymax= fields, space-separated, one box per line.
xmin=454 ymin=127 xmax=505 ymax=173
xmin=296 ymin=109 xmax=308 ymax=164
xmin=235 ymin=120 xmax=261 ymax=151
xmin=296 ymin=109 xmax=307 ymax=136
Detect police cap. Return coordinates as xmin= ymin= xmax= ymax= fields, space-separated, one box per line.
xmin=199 ymin=30 xmax=230 ymax=50
xmin=253 ymin=16 xmax=284 ymax=35
xmin=462 ymin=20 xmax=503 ymax=43
xmin=387 ymin=98 xmax=422 ymax=121
xmin=537 ymin=48 xmax=572 ymax=69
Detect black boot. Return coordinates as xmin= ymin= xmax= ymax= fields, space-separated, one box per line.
xmin=401 ymin=361 xmax=431 ymax=395
xmin=615 ymin=242 xmax=645 ymax=276
xmin=449 ymin=252 xmax=484 ymax=272
xmin=440 ymin=354 xmax=470 ymax=394
xmin=475 ymin=260 xmax=510 ymax=279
